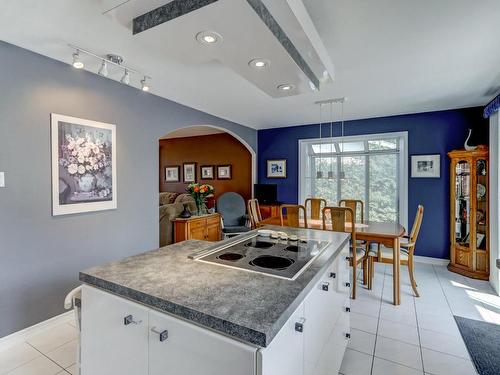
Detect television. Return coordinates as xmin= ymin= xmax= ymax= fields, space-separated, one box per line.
xmin=254 ymin=184 xmax=278 ymax=204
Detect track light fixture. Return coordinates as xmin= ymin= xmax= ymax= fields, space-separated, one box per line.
xmin=98 ymin=60 xmax=108 ymax=77
xmin=72 ymin=51 xmax=84 ymax=69
xmin=120 ymin=69 xmax=130 ymax=85
xmin=141 ymin=77 xmax=150 ymax=92
xmin=68 ymin=45 xmax=151 ymax=92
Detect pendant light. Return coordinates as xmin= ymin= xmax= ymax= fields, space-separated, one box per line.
xmin=316 ymin=103 xmax=323 ymax=179
xmin=327 ymin=102 xmax=334 ymax=179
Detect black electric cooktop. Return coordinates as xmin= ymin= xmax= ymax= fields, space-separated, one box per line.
xmin=195 ymin=234 xmax=330 ymax=280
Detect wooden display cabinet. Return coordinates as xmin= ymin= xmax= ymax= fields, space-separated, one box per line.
xmin=448 ymin=147 xmax=489 ymax=280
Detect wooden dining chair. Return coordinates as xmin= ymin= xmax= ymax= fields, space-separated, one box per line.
xmin=368 ymin=205 xmax=424 ymax=296
xmin=305 ymin=198 xmax=327 ymax=220
xmin=247 ymin=199 xmax=263 ymax=229
xmin=322 ymin=206 xmax=367 ymax=299
xmin=280 ymin=204 xmax=308 ymax=228
xmin=340 ymin=199 xmax=369 ymax=284
xmin=339 ymin=199 xmax=364 ymax=223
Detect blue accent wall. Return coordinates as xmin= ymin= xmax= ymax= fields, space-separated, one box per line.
xmin=258 ymin=108 xmax=488 ymax=259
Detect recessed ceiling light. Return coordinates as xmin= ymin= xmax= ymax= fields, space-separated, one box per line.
xmin=278 ymin=84 xmax=294 ymax=92
xmin=249 ymin=58 xmax=270 ymax=69
xmin=196 ymin=31 xmax=223 ymax=45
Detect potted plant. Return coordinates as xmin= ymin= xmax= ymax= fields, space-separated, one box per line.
xmin=186 ymin=183 xmax=214 ymax=215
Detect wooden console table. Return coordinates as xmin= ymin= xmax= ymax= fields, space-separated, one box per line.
xmin=172 ymin=213 xmax=221 ymax=243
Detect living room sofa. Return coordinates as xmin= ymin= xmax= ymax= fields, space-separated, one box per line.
xmin=159 ymin=192 xmax=196 ymax=247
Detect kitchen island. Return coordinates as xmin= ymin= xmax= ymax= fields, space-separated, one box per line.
xmin=79 ymin=226 xmax=351 ymax=375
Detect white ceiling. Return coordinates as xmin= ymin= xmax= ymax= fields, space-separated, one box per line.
xmin=1 ymin=0 xmax=499 ymax=129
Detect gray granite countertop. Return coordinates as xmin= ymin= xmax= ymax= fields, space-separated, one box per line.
xmin=80 ymin=226 xmax=349 ymax=347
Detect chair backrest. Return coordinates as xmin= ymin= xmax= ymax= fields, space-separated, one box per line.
xmin=322 ymin=206 xmax=356 ymax=243
xmin=217 ymin=192 xmax=246 ymax=226
xmin=305 ymin=198 xmax=327 ymax=220
xmin=247 ymin=199 xmax=262 ymax=228
xmin=409 ymin=205 xmax=424 ymax=244
xmin=280 ymin=204 xmax=307 ymax=228
xmin=339 ymin=199 xmax=364 ymax=223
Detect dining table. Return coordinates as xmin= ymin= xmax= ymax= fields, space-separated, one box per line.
xmin=258 ymin=216 xmax=406 ymax=305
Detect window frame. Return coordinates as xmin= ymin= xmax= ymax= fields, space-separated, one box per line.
xmin=298 ymin=131 xmax=408 ymax=229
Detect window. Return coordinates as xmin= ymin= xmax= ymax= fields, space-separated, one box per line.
xmin=299 ymin=132 xmax=408 ymax=225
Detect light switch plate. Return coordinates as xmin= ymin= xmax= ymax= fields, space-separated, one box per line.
xmin=0 ymin=172 xmax=5 ymax=188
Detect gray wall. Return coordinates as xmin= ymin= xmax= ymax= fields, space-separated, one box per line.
xmin=0 ymin=41 xmax=257 ymax=338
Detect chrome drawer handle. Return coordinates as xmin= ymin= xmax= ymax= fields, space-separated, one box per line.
xmin=345 ymin=282 xmax=351 ymax=288
xmin=345 ymin=307 xmax=351 ymax=312
xmin=345 ymin=332 xmax=351 ymax=339
xmin=322 ymin=282 xmax=329 ymax=291
xmin=329 ymin=272 xmax=336 ymax=279
xmin=295 ymin=318 xmax=306 ymax=333
xmin=124 ymin=315 xmax=142 ymax=326
xmin=151 ymin=327 xmax=169 ymax=342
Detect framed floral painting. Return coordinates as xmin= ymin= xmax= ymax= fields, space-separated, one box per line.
xmin=51 ymin=114 xmax=117 ymax=215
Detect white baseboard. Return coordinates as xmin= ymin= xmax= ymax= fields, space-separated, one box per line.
xmin=0 ymin=310 xmax=74 ymax=352
xmin=414 ymin=255 xmax=449 ymax=266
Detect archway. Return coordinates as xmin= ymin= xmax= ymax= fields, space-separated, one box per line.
xmin=158 ymin=125 xmax=256 ymax=247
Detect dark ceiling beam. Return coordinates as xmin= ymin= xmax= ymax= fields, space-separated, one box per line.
xmin=133 ymin=0 xmax=220 ymax=35
xmin=246 ymin=0 xmax=320 ymax=89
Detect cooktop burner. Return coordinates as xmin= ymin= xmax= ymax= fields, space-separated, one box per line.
xmin=217 ymin=252 xmax=245 ymax=261
xmin=194 ymin=234 xmax=330 ymax=280
xmin=250 ymin=255 xmax=294 ymax=270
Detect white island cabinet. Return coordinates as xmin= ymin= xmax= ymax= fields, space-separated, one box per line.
xmin=81 ymin=242 xmax=350 ymax=375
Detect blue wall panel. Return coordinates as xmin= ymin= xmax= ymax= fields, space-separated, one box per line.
xmin=258 ymin=108 xmax=488 ymax=259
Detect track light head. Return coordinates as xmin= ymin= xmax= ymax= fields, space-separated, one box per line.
xmin=72 ymin=51 xmax=84 ymax=69
xmin=120 ymin=69 xmax=130 ymax=85
xmin=98 ymin=60 xmax=108 ymax=77
xmin=141 ymin=77 xmax=150 ymax=92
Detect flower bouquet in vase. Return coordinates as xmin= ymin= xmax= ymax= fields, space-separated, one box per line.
xmin=186 ymin=183 xmax=214 ymax=216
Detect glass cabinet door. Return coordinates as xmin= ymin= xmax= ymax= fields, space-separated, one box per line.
xmin=475 ymin=159 xmax=488 ymax=250
xmin=454 ymin=161 xmax=470 ymax=246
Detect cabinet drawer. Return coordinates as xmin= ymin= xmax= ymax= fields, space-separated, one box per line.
xmin=189 ymin=218 xmax=207 ymax=229
xmin=206 ymin=215 xmax=220 ymax=226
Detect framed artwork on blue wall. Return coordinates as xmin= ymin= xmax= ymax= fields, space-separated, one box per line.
xmin=411 ymin=154 xmax=440 ymax=178
xmin=267 ymin=159 xmax=287 ymax=178
xmin=51 ymin=113 xmax=117 ymax=216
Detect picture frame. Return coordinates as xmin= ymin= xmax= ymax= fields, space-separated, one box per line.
xmin=165 ymin=166 xmax=180 ymax=182
xmin=411 ymin=154 xmax=440 ymax=178
xmin=217 ymin=165 xmax=232 ymax=180
xmin=200 ymin=165 xmax=214 ymax=180
xmin=183 ymin=162 xmax=197 ymax=183
xmin=51 ymin=113 xmax=117 ymax=216
xmin=267 ymin=159 xmax=287 ymax=178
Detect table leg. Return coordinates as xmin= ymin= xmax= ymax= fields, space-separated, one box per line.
xmin=393 ymin=237 xmax=401 ymax=305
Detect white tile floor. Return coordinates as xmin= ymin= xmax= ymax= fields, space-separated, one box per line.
xmin=340 ymin=262 xmax=500 ymax=375
xmin=0 ymin=263 xmax=499 ymax=375
xmin=0 ymin=321 xmax=78 ymax=375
